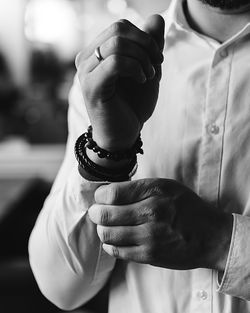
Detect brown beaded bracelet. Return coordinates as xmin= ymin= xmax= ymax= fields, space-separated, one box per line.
xmin=83 ymin=125 xmax=143 ymax=161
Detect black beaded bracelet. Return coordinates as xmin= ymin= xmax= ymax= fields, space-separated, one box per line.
xmin=75 ymin=131 xmax=138 ymax=181
xmin=83 ymin=125 xmax=143 ymax=161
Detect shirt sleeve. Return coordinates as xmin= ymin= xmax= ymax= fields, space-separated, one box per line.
xmin=217 ymin=213 xmax=250 ymax=300
xmin=28 ymin=76 xmax=116 ymax=311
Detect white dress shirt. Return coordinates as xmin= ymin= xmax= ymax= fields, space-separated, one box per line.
xmin=29 ymin=0 xmax=250 ymax=312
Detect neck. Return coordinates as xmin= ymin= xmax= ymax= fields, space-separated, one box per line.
xmin=185 ymin=0 xmax=250 ymax=42
xmin=127 ymin=0 xmax=170 ymax=18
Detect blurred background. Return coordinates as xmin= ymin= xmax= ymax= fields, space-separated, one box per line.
xmin=0 ymin=0 xmax=171 ymax=312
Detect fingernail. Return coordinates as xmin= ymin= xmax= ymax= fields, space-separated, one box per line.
xmin=88 ymin=205 xmax=97 ymax=222
xmin=102 ymin=243 xmax=112 ymax=255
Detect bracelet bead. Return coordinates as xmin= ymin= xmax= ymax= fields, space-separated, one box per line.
xmin=82 ymin=125 xmax=143 ymax=161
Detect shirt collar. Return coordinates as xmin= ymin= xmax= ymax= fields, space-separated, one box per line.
xmin=162 ymin=0 xmax=189 ymax=33
xmin=162 ymin=0 xmax=250 ymax=49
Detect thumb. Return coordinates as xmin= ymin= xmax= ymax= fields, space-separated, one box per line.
xmin=142 ymin=14 xmax=165 ymax=52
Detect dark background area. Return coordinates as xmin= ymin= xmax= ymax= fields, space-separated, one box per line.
xmin=0 ymin=0 xmax=170 ymax=312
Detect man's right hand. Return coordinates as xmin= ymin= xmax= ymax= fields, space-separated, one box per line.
xmin=75 ymin=15 xmax=165 ymax=151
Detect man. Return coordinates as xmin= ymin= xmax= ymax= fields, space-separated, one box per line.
xmin=29 ymin=0 xmax=250 ymax=312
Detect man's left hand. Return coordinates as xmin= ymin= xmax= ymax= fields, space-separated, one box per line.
xmin=88 ymin=179 xmax=233 ymax=271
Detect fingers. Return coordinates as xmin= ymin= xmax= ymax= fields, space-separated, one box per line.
xmin=142 ymin=14 xmax=165 ymax=52
xmin=76 ymin=18 xmax=164 ymax=72
xmin=95 ymin=179 xmax=165 ymax=205
xmin=96 ymin=224 xmax=146 ymax=246
xmin=141 ymin=15 xmax=165 ymax=81
xmin=89 ymin=199 xmax=155 ymax=226
xmin=80 ymin=36 xmax=157 ymax=79
xmin=102 ymin=243 xmax=149 ymax=263
xmin=82 ymin=55 xmax=147 ymax=89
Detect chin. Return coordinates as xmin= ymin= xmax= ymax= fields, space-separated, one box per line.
xmin=199 ymin=0 xmax=250 ymax=10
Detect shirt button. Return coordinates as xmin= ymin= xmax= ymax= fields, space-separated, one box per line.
xmin=198 ymin=290 xmax=208 ymax=300
xmin=220 ymin=49 xmax=228 ymax=58
xmin=209 ymin=123 xmax=220 ymax=135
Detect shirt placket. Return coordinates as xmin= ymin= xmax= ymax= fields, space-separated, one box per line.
xmin=198 ymin=45 xmax=233 ymax=205
xmin=190 ymin=269 xmax=213 ymax=313
xmin=192 ymin=46 xmax=234 ymax=313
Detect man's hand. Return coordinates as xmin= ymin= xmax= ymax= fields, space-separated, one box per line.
xmin=76 ymin=15 xmax=165 ymax=150
xmin=88 ymin=179 xmax=233 ymax=272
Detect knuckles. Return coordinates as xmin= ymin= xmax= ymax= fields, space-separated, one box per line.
xmin=109 ymin=36 xmax=125 ymax=53
xmin=104 ymin=244 xmax=120 ymax=258
xmin=100 ymin=207 xmax=111 ymax=225
xmin=88 ymin=204 xmax=111 ymax=225
xmin=97 ymin=226 xmax=121 ymax=247
xmin=110 ymin=19 xmax=130 ymax=36
xmin=144 ymin=179 xmax=165 ymax=197
xmin=107 ymin=54 xmax=120 ymax=69
xmin=97 ymin=225 xmax=111 ymax=243
xmin=111 ymin=246 xmax=120 ymax=258
xmin=137 ymin=196 xmax=165 ymax=224
xmin=104 ymin=184 xmax=119 ymax=204
xmin=138 ymin=201 xmax=157 ymax=222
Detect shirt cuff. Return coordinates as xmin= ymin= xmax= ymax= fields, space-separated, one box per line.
xmin=64 ymin=165 xmax=115 ymax=281
xmin=217 ymin=213 xmax=250 ymax=300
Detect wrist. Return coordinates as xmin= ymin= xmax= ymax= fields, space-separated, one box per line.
xmin=85 ymin=125 xmax=143 ymax=162
xmin=91 ymin=124 xmax=142 ymax=152
xmin=74 ymin=127 xmax=141 ymax=181
xmin=86 ymin=148 xmax=132 ymax=170
xmin=92 ymin=134 xmax=139 ymax=152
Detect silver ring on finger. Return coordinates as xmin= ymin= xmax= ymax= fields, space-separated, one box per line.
xmin=94 ymin=46 xmax=104 ymax=62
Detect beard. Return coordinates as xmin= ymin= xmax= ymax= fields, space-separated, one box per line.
xmin=199 ymin=0 xmax=250 ymax=10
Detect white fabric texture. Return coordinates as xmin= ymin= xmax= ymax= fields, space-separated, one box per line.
xmin=29 ymin=0 xmax=250 ymax=312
